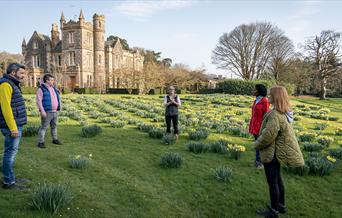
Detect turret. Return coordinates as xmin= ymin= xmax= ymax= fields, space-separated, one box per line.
xmin=60 ymin=11 xmax=65 ymax=29
xmin=93 ymin=13 xmax=105 ymax=90
xmin=51 ymin=23 xmax=60 ymax=48
xmin=21 ymin=38 xmax=26 ymax=55
xmin=79 ymin=9 xmax=85 ymax=24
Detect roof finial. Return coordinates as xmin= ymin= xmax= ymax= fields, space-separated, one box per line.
xmin=79 ymin=9 xmax=84 ymax=20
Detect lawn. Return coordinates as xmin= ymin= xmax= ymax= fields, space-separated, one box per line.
xmin=0 ymin=94 xmax=341 ymax=218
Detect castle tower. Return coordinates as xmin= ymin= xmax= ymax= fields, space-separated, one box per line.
xmin=51 ymin=23 xmax=60 ymax=48
xmin=93 ymin=13 xmax=105 ymax=91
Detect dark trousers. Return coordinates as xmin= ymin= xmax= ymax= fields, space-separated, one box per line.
xmin=165 ymin=115 xmax=178 ymax=134
xmin=264 ymin=157 xmax=285 ymax=209
xmin=254 ymin=135 xmax=261 ymax=163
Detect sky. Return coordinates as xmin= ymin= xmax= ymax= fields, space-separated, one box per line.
xmin=0 ymin=0 xmax=341 ymax=77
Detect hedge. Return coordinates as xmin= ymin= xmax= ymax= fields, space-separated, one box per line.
xmin=108 ymin=88 xmax=140 ymax=94
xmin=74 ymin=88 xmax=100 ymax=94
xmin=215 ymin=79 xmax=295 ymax=96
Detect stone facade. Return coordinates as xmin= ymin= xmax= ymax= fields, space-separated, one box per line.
xmin=22 ymin=10 xmax=144 ymax=92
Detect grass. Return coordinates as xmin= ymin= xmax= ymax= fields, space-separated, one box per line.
xmin=0 ymin=94 xmax=341 ymax=217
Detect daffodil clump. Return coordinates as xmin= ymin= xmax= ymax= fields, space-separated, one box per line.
xmin=298 ymin=132 xmax=317 ymax=142
xmin=69 ymin=154 xmax=92 ymax=169
xmin=335 ymin=127 xmax=342 ymax=136
xmin=227 ymin=144 xmax=246 ymax=160
xmin=317 ymin=135 xmax=334 ymax=147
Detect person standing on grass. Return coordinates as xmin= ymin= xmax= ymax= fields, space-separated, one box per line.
xmin=36 ymin=74 xmax=62 ymax=148
xmin=249 ymin=84 xmax=270 ymax=169
xmin=164 ymin=86 xmax=181 ymax=140
xmin=0 ymin=63 xmax=28 ymax=190
xmin=254 ymin=86 xmax=304 ymax=218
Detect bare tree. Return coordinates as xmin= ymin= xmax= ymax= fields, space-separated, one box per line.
xmin=305 ymin=30 xmax=342 ymax=100
xmin=268 ymin=35 xmax=294 ymax=80
xmin=212 ymin=22 xmax=290 ymax=80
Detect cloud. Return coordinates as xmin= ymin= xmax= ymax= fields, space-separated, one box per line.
xmin=112 ymin=0 xmax=196 ymax=21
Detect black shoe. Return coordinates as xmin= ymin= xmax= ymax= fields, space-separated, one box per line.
xmin=257 ymin=205 xmax=279 ymax=218
xmin=52 ymin=139 xmax=62 ymax=145
xmin=2 ymin=182 xmax=28 ymax=190
xmin=278 ymin=204 xmax=287 ymax=214
xmin=37 ymin=142 xmax=46 ymax=148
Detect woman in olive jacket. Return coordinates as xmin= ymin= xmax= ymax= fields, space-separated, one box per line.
xmin=254 ymin=86 xmax=304 ymax=218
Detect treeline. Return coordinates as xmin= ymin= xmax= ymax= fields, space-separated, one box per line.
xmin=212 ymin=22 xmax=342 ymax=99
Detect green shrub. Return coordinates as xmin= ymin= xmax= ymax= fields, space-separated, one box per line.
xmin=283 ymin=165 xmax=310 ymax=176
xmin=303 ymin=143 xmax=325 ymax=152
xmin=217 ymin=79 xmax=274 ymax=95
xmin=188 ymin=128 xmax=209 ymax=140
xmin=160 ymin=152 xmax=182 ymax=168
xmin=81 ymin=124 xmax=102 ymax=138
xmin=110 ymin=120 xmax=126 ymax=128
xmin=148 ymin=128 xmax=165 ymax=139
xmin=213 ymin=166 xmax=233 ymax=182
xmin=314 ymin=123 xmax=329 ymax=130
xmin=22 ymin=125 xmax=40 ymax=137
xmin=186 ymin=142 xmax=208 ymax=154
xmin=317 ymin=135 xmax=334 ymax=147
xmin=162 ymin=133 xmax=177 ymax=145
xmin=209 ymin=140 xmax=229 ymax=154
xmin=30 ymin=183 xmax=73 ymax=214
xmin=69 ymin=155 xmax=91 ymax=169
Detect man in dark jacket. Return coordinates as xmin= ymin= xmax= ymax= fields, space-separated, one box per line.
xmin=0 ymin=63 xmax=27 ymax=189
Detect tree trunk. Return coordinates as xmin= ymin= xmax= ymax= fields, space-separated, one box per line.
xmin=319 ymin=76 xmax=327 ymax=100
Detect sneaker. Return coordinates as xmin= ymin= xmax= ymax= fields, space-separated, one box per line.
xmin=37 ymin=142 xmax=46 ymax=148
xmin=52 ymin=139 xmax=62 ymax=145
xmin=2 ymin=182 xmax=28 ymax=190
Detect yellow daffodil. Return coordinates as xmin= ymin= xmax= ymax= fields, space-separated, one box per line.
xmin=327 ymin=155 xmax=336 ymax=163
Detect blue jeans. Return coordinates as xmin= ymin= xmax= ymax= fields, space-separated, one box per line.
xmin=1 ymin=127 xmax=22 ymax=185
xmin=254 ymin=134 xmax=261 ymax=163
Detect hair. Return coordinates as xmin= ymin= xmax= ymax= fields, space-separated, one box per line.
xmin=43 ymin=73 xmax=55 ymax=83
xmin=255 ymin=84 xmax=267 ymax=97
xmin=269 ymin=86 xmax=290 ymax=113
xmin=6 ymin=63 xmax=26 ymax=74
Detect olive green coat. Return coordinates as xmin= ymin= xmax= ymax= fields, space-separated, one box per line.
xmin=254 ymin=110 xmax=304 ymax=166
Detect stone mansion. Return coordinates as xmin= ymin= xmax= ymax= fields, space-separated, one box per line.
xmin=21 ymin=10 xmax=144 ymax=91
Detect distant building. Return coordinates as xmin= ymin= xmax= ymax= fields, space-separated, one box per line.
xmin=206 ymin=74 xmax=225 ymax=89
xmin=22 ymin=10 xmax=144 ymax=92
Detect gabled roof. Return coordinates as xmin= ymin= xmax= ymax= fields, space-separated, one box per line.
xmin=52 ymin=41 xmax=62 ymax=52
xmin=27 ymin=31 xmax=51 ymax=46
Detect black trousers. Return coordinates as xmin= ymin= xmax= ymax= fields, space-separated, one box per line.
xmin=264 ymin=156 xmax=285 ymax=209
xmin=165 ymin=115 xmax=178 ymax=134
